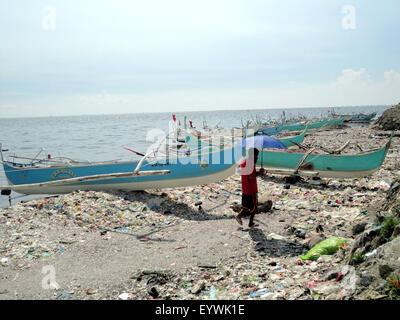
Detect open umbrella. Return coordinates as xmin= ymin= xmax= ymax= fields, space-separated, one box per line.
xmin=240 ymin=135 xmax=287 ymax=169
xmin=241 ymin=135 xmax=287 ymax=149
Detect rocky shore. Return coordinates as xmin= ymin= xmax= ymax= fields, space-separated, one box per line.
xmin=1 ymin=124 xmax=399 ymax=300
xmin=374 ymin=102 xmax=400 ymax=131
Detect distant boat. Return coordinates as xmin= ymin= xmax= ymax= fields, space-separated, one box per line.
xmin=331 ymin=111 xmax=376 ymax=122
xmin=277 ymin=127 xmax=308 ymax=147
xmin=257 ymin=132 xmax=393 ymax=178
xmin=256 ymin=123 xmax=283 ymax=136
xmin=282 ymin=119 xmax=344 ymax=132
xmin=349 ymin=112 xmax=377 ymax=122
xmin=184 ymin=126 xmax=308 ymax=150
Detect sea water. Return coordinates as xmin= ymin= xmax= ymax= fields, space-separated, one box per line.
xmin=0 ymin=105 xmax=390 ymax=207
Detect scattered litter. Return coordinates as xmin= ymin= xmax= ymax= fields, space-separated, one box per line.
xmin=56 ymin=292 xmax=72 ymax=299
xmin=301 ymin=238 xmax=347 ymax=261
xmin=118 ymin=292 xmax=133 ymax=300
xmin=0 ymin=125 xmax=399 ymax=300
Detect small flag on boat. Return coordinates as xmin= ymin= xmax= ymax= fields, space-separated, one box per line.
xmin=172 ymin=114 xmax=176 ymax=122
xmin=189 ymin=121 xmax=193 ymax=128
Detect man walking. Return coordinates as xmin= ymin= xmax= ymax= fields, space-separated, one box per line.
xmin=235 ymin=148 xmax=264 ymax=228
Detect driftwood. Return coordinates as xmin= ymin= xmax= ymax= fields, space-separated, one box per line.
xmin=291 ymin=140 xmax=351 ymax=155
xmin=290 ymin=141 xmax=309 ymax=150
xmin=317 ymin=140 xmax=350 ymax=154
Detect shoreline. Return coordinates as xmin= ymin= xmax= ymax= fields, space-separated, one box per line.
xmin=1 ymin=125 xmax=399 ymax=300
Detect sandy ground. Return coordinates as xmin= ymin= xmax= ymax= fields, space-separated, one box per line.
xmin=0 ymin=205 xmax=294 ymax=299
xmin=0 ymin=126 xmax=399 ymax=300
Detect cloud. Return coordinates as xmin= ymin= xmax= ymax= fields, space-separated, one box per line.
xmin=334 ymin=68 xmax=371 ymax=86
xmin=328 ymin=68 xmax=400 ymax=106
xmin=384 ymin=69 xmax=400 ymax=83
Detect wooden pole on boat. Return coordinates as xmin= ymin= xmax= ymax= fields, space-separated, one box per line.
xmin=294 ymin=148 xmax=315 ymax=175
xmin=0 ymin=143 xmax=4 ymax=163
xmin=30 ymin=148 xmax=45 ymax=165
xmin=123 ymin=147 xmax=145 ymax=157
xmin=133 ymin=134 xmax=168 ymax=175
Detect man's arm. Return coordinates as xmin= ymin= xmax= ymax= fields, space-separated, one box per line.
xmin=256 ymin=168 xmax=265 ymax=176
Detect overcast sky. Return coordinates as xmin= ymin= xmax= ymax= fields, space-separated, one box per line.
xmin=0 ymin=0 xmax=399 ymax=117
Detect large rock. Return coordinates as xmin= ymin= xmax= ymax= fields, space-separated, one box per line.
xmin=385 ymin=179 xmax=400 ymax=218
xmin=350 ymin=237 xmax=400 ymax=299
xmin=378 ymin=264 xmax=394 ymax=279
xmin=352 ymin=222 xmax=368 ymax=235
xmin=374 ymin=103 xmax=400 ymax=130
xmin=391 ymin=224 xmax=400 ymax=239
xmin=347 ymin=228 xmax=379 ymax=263
xmin=344 ymin=178 xmax=400 ymax=299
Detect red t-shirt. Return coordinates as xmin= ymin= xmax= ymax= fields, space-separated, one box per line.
xmin=241 ymin=159 xmax=257 ymax=195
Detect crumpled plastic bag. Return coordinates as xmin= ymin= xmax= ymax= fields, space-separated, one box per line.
xmin=301 ymin=237 xmax=347 ymax=261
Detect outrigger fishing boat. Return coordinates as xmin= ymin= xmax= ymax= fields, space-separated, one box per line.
xmin=256 ymin=122 xmax=283 ymax=136
xmin=184 ymin=125 xmax=308 ymax=151
xmin=0 ymin=139 xmax=243 ymax=195
xmin=330 ymin=110 xmax=377 ymax=122
xmin=349 ymin=112 xmax=377 ymax=122
xmin=257 ymin=132 xmax=393 ymax=178
xmin=276 ymin=127 xmax=308 ymax=147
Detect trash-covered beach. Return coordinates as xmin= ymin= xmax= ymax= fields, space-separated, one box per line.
xmin=1 ymin=123 xmax=400 ymax=300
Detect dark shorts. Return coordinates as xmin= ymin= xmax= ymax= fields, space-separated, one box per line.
xmin=242 ymin=194 xmax=255 ymax=211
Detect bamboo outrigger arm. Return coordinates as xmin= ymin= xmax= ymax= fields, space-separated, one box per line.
xmin=133 ymin=134 xmax=168 ymax=174
xmin=333 ymin=140 xmax=350 ymax=154
xmin=294 ymin=147 xmax=316 ymax=175
xmin=290 ymin=141 xmax=308 ymax=150
xmin=0 ymin=143 xmax=9 ymax=163
xmin=317 ymin=140 xmax=350 ymax=154
xmin=0 ymin=169 xmax=171 ymax=193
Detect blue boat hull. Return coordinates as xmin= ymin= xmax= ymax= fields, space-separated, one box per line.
xmin=256 ymin=123 xmax=283 ymax=136
xmin=350 ymin=113 xmax=376 ymax=121
xmin=2 ymin=146 xmax=242 ymax=194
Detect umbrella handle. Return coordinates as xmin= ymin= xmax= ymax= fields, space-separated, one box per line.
xmin=261 ymin=151 xmax=264 ymax=170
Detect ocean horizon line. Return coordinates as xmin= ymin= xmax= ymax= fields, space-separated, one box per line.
xmin=0 ymin=104 xmax=392 ymax=120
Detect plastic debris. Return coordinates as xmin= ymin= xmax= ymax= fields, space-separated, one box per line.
xmin=250 ymin=288 xmax=271 ymax=298
xmin=209 ymin=285 xmax=216 ymax=300
xmin=1 ymin=258 xmax=9 ymax=266
xmin=0 ymin=125 xmax=399 ymax=300
xmin=365 ymin=249 xmax=378 ymax=258
xmin=56 ymin=292 xmax=71 ymax=299
xmin=301 ymin=238 xmax=347 ymax=261
xmin=118 ymin=292 xmax=133 ymax=300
